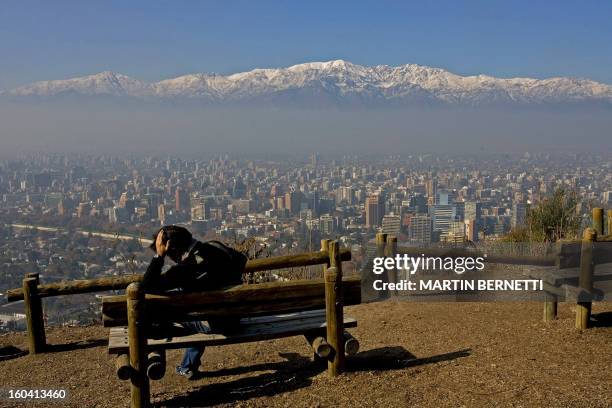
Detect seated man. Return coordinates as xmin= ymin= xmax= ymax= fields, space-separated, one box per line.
xmin=142 ymin=225 xmax=247 ymax=379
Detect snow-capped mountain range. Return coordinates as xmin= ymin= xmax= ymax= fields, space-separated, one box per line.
xmin=3 ymin=60 xmax=611 ymax=107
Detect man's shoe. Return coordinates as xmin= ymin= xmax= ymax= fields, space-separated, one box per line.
xmin=175 ymin=365 xmax=197 ymax=380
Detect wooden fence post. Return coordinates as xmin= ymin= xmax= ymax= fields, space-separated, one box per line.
xmin=376 ymin=233 xmax=388 ymax=299
xmin=23 ymin=275 xmax=46 ymax=354
xmin=127 ymin=283 xmax=150 ymax=408
xmin=385 ymin=236 xmax=398 ymax=297
xmin=607 ymin=209 xmax=612 ymax=236
xmin=543 ymin=292 xmax=558 ymax=322
xmin=375 ymin=233 xmax=388 ymax=258
xmin=26 ymin=272 xmax=40 ymax=281
xmin=592 ymin=208 xmax=604 ymax=236
xmin=27 ymin=271 xmax=45 ymax=333
xmin=321 ymin=239 xmax=330 ymax=271
xmin=576 ymin=228 xmax=596 ymax=330
xmin=325 ymin=241 xmax=345 ymax=377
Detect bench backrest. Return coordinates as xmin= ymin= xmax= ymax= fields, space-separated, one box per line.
xmin=6 ymin=249 xmax=352 ymax=302
xmin=102 ymin=276 xmax=361 ymax=327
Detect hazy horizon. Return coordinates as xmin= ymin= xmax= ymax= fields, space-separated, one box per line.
xmin=1 ymin=100 xmax=610 ymax=157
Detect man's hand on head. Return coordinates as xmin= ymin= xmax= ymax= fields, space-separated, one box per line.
xmin=155 ymin=230 xmax=171 ymax=258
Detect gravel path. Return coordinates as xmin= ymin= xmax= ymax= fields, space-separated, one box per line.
xmin=1 ymin=301 xmax=610 ymax=407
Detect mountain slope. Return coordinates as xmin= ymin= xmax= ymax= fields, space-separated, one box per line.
xmin=3 ymin=60 xmax=612 ymax=106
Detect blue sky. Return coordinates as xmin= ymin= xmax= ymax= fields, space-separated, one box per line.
xmin=1 ymin=1 xmax=611 ymax=89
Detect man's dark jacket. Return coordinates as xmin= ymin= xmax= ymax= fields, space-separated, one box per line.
xmin=141 ymin=240 xmax=247 ymax=333
xmin=142 ymin=240 xmax=246 ymax=293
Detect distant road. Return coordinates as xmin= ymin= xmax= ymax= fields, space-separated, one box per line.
xmin=7 ymin=223 xmax=153 ymax=247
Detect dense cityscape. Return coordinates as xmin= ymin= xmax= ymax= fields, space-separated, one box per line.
xmin=1 ymin=152 xmax=611 ymax=328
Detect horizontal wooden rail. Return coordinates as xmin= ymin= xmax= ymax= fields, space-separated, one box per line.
xmin=244 ymin=249 xmax=351 ymax=273
xmin=102 ymin=276 xmax=361 ymax=327
xmin=6 ymin=249 xmax=351 ymax=302
xmin=7 ymin=274 xmax=143 ymax=302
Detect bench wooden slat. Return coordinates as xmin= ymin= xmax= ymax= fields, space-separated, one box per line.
xmin=102 ymin=276 xmax=361 ymax=327
xmin=529 ymin=263 xmax=612 ymax=286
xmin=542 ymin=282 xmax=608 ymax=301
xmin=240 ymin=309 xmax=328 ymax=324
xmin=108 ymin=313 xmax=357 ymax=354
xmin=107 ymin=310 xmax=332 ymax=338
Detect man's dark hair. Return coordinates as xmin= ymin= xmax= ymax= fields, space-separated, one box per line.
xmin=150 ymin=225 xmax=193 ymax=254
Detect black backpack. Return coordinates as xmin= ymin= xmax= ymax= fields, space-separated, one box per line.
xmin=190 ymin=240 xmax=248 ymax=290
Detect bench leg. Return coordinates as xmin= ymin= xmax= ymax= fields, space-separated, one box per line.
xmin=116 ymin=354 xmax=132 ymax=381
xmin=127 ymin=283 xmax=150 ymax=408
xmin=304 ymin=333 xmax=331 ymax=360
xmin=343 ymin=331 xmax=360 ymax=356
xmin=543 ymin=292 xmax=557 ymax=322
xmin=147 ymin=350 xmax=166 ymax=380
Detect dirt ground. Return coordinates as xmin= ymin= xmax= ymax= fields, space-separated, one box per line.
xmin=1 ymin=301 xmax=611 ymax=408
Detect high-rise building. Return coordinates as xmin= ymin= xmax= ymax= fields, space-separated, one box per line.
xmin=175 ymin=187 xmax=190 ymax=213
xmin=190 ymin=198 xmax=210 ymax=221
xmin=77 ymin=202 xmax=91 ymax=218
xmin=158 ymin=204 xmax=166 ymax=225
xmin=436 ymin=190 xmax=451 ymax=205
xmin=309 ymin=190 xmax=321 ymax=216
xmin=270 ymin=184 xmax=283 ymax=198
xmin=464 ymin=201 xmax=482 ymax=223
xmin=426 ymin=178 xmax=437 ymax=204
xmin=144 ymin=192 xmax=162 ymax=219
xmin=285 ymin=191 xmax=303 ymax=215
xmin=108 ymin=206 xmax=119 ymax=224
xmin=465 ymin=219 xmax=478 ymax=242
xmin=337 ymin=186 xmax=354 ymax=205
xmin=365 ymin=195 xmax=385 ymax=228
xmin=445 ymin=221 xmax=466 ymax=245
xmin=57 ymin=200 xmax=66 ymax=216
xmin=232 ymin=178 xmax=247 ymax=198
xmin=407 ymin=215 xmax=432 ymax=244
xmin=275 ymin=196 xmax=285 ymax=210
xmin=310 ymin=152 xmax=319 ymax=167
xmin=410 ymin=194 xmax=428 ymax=213
xmin=381 ymin=214 xmax=401 ymax=236
xmin=319 ymin=214 xmax=335 ymax=235
xmin=430 ymin=204 xmax=456 ymax=236
xmin=511 ymin=203 xmax=529 ymax=228
xmin=232 ymin=199 xmax=252 ymax=215
xmin=464 ymin=201 xmax=482 ymax=239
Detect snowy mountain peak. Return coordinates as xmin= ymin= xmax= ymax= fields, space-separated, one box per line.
xmin=4 ymin=60 xmax=612 ymax=106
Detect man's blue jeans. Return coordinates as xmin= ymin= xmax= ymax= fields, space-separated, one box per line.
xmin=179 ymin=321 xmax=210 ymax=370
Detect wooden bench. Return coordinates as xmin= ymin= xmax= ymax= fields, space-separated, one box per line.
xmin=101 ymin=240 xmax=361 ymax=408
xmin=535 ymin=228 xmax=612 ymax=327
xmin=6 ymin=242 xmax=351 ymax=355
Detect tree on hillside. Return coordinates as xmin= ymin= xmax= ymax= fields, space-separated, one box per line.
xmin=504 ymin=188 xmax=581 ymax=243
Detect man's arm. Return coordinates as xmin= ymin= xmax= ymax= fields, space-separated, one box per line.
xmin=143 ymin=257 xmax=205 ymax=292
xmin=142 ymin=254 xmax=165 ymax=290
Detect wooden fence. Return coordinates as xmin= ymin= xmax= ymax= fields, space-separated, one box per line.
xmin=6 ymin=248 xmax=351 ymax=354
xmin=374 ymin=207 xmax=612 ymax=330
